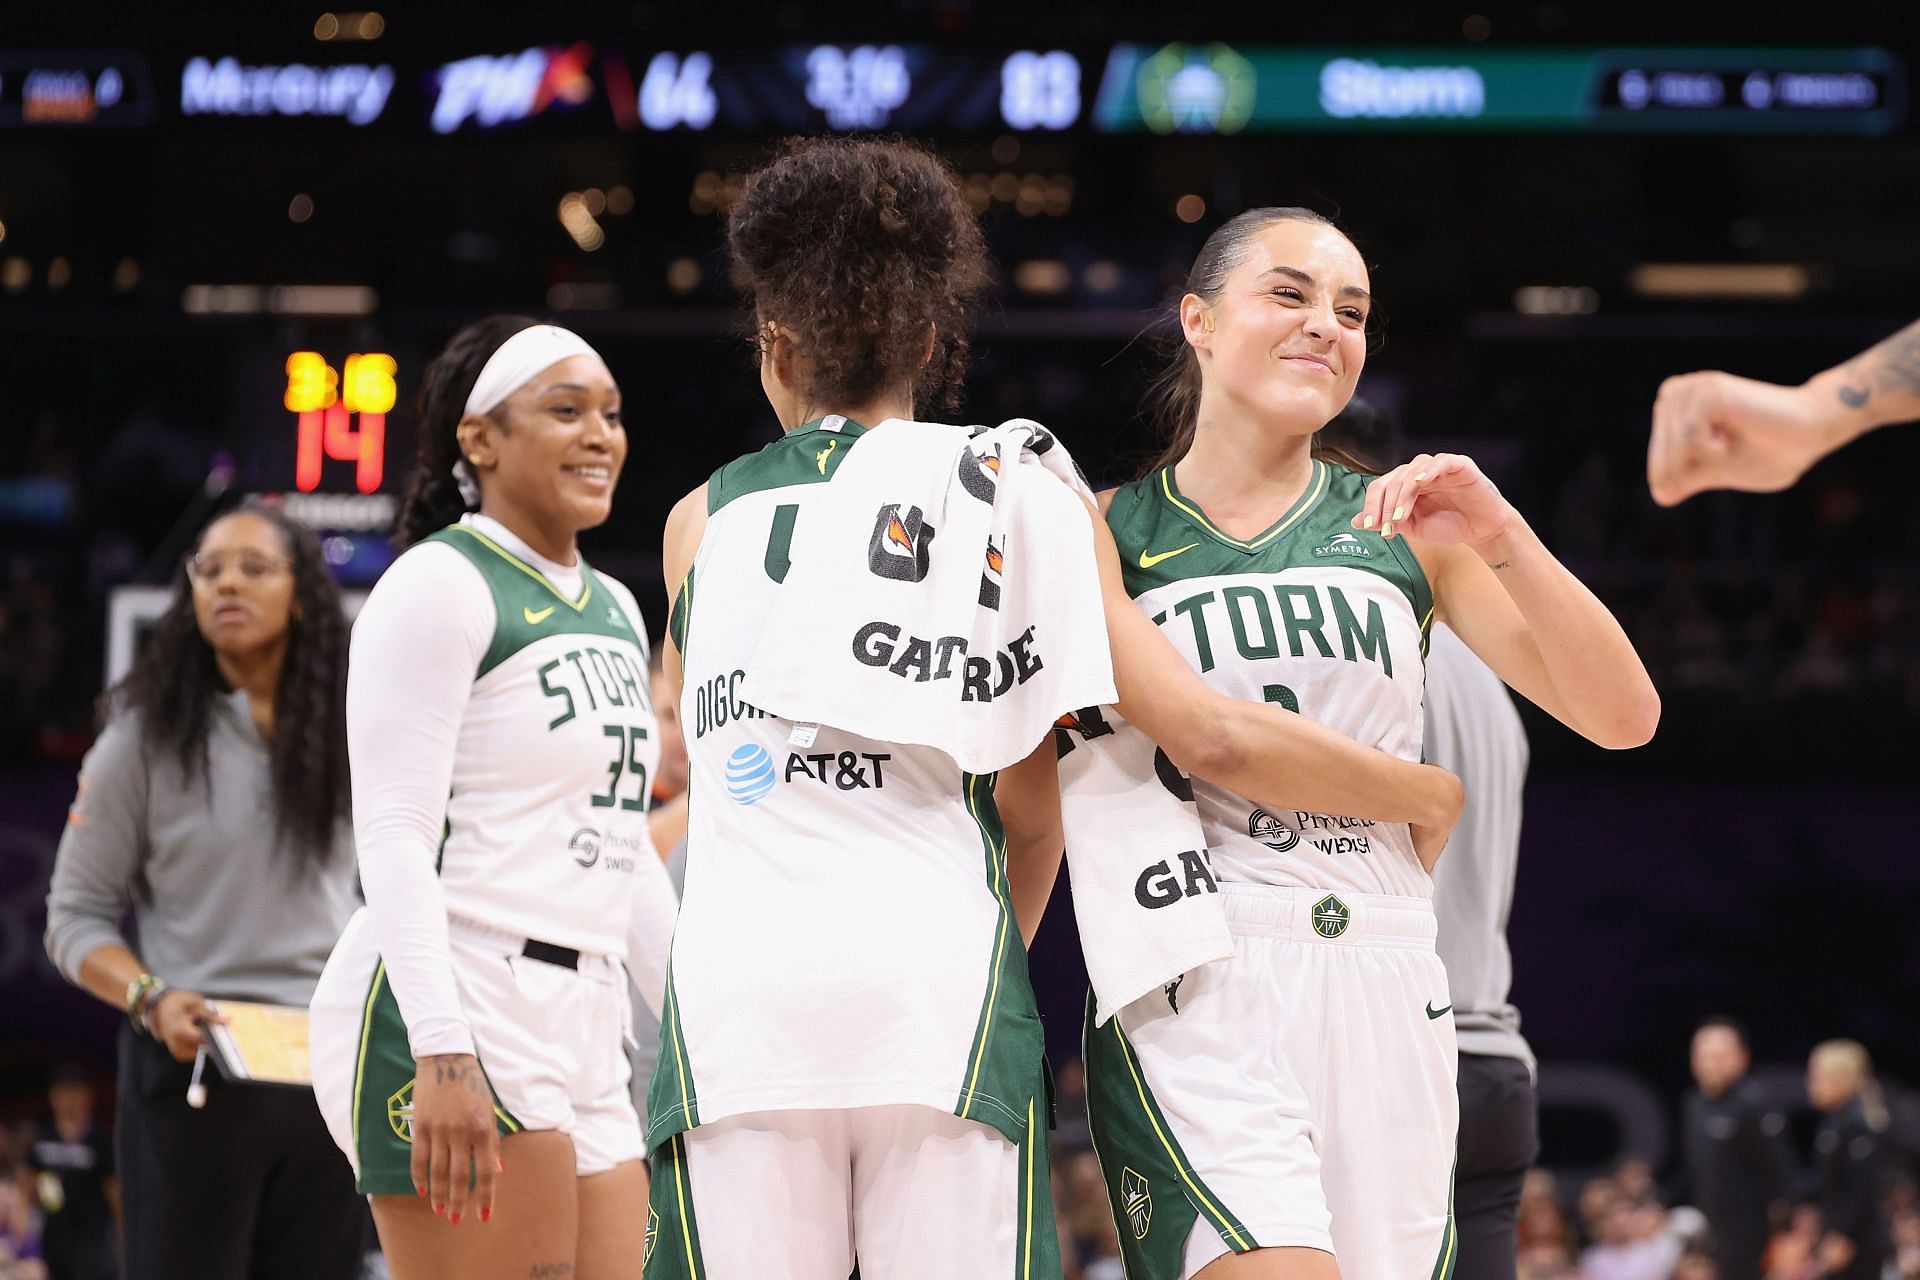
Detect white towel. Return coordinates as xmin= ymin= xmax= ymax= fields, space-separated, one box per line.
xmin=741 ymin=419 xmax=1116 ymax=776
xmin=1056 ymin=705 xmax=1233 ymax=1025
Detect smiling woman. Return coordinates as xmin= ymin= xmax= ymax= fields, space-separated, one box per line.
xmin=306 ymin=318 xmax=680 ymax=1280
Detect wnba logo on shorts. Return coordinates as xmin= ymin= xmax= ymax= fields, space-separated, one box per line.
xmin=725 ymin=744 xmax=776 ymax=805
xmin=1120 ymin=1167 xmax=1152 ymax=1239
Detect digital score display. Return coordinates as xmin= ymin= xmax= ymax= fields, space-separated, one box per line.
xmin=284 ymin=351 xmax=395 ymax=493
xmin=1092 ymin=45 xmax=1904 ymax=135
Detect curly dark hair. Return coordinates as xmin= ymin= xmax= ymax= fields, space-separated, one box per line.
xmin=727 ymin=137 xmax=993 ymax=418
xmin=1143 ymin=207 xmax=1384 ymax=478
xmin=104 ymin=501 xmax=351 ymax=870
xmin=394 ymin=314 xmax=539 ymax=547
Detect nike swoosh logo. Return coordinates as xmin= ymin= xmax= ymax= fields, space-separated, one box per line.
xmin=523 ymin=605 xmax=556 ymax=624
xmin=1426 ymin=1001 xmax=1452 ymax=1020
xmin=816 ymin=439 xmax=838 ymax=474
xmin=1138 ymin=543 xmax=1200 ymax=570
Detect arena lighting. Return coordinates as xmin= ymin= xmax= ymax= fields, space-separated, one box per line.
xmin=1513 ymin=285 xmax=1600 ymax=315
xmin=1175 ymin=194 xmax=1207 ymax=223
xmin=48 ymin=257 xmax=71 ymax=291
xmin=1013 ymin=260 xmax=1071 ymax=295
xmin=180 ymin=284 xmax=377 ymax=315
xmin=0 ymin=218 xmax=7 ymax=244
xmin=1628 ymin=263 xmax=1811 ymax=299
xmin=557 ymin=192 xmax=606 ymax=251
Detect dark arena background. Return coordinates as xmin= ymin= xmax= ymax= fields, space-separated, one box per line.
xmin=2 ymin=2 xmax=1917 ymax=1277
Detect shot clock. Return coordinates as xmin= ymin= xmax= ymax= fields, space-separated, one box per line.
xmin=284 ymin=350 xmax=396 ymax=493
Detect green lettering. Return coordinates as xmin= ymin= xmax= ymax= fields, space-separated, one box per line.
xmin=1223 ymin=585 xmax=1279 ymax=660
xmin=564 ymin=651 xmax=600 ymax=710
xmin=538 ymin=660 xmax=576 ymax=729
xmin=1274 ymin=585 xmax=1334 ymax=659
xmin=764 ymin=503 xmax=799 ymax=583
xmin=1330 ymin=586 xmax=1393 ymax=678
xmin=1172 ymin=591 xmax=1218 ymax=672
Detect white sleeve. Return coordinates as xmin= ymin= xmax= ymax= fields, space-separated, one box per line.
xmin=599 ymin=573 xmax=677 ymax=1018
xmin=348 ymin=543 xmax=495 ymax=1059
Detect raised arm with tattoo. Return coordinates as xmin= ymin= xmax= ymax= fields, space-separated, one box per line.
xmin=1648 ymin=318 xmax=1920 ymax=507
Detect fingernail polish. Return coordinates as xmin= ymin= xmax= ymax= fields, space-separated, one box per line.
xmin=481 ymin=1208 xmax=492 ymax=1223
xmin=450 ymin=1213 xmax=462 ymax=1225
xmin=416 ymin=1186 xmax=427 ymax=1198
xmin=433 ymin=1204 xmax=444 ymax=1216
xmin=497 ymin=1158 xmax=507 ymax=1172
xmin=1392 ymin=506 xmax=1405 ymax=521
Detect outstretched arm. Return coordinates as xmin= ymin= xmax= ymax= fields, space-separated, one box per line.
xmin=1648 ymin=318 xmax=1920 ymax=506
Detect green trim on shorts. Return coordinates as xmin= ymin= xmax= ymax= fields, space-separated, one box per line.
xmin=348 ymin=961 xmax=523 ymax=1196
xmin=1013 ymin=1095 xmax=1065 ymax=1280
xmin=1083 ymin=992 xmax=1257 ymax=1277
xmin=643 ymin=963 xmax=701 ymax=1149
xmin=1430 ymin=1159 xmax=1458 ymax=1280
xmin=643 ymin=1133 xmax=707 ymax=1280
xmin=952 ymin=770 xmax=1048 ymax=1145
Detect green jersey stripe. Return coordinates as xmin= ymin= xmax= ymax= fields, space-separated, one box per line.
xmin=957 ymin=770 xmax=1013 ymax=1123
xmin=1157 ymin=460 xmax=1329 ymax=552
xmin=444 ymin=524 xmax=594 ymax=611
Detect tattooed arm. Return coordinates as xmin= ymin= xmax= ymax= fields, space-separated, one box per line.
xmin=1648 ymin=318 xmax=1920 ymax=506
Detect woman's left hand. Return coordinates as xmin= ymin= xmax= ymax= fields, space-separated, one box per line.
xmin=1351 ymin=453 xmax=1517 ymax=551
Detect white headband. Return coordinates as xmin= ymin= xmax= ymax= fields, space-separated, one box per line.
xmin=463 ymin=324 xmax=606 ymax=418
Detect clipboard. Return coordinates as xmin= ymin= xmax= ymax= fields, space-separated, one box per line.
xmin=203 ymin=1000 xmax=314 ymax=1086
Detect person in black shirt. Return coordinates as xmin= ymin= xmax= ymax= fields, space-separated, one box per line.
xmin=1808 ymin=1040 xmax=1893 ymax=1280
xmin=23 ymin=1069 xmax=116 ymax=1280
xmin=1679 ymin=1017 xmax=1794 ymax=1280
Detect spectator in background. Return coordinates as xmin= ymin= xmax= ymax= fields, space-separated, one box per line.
xmin=1680 ymin=1017 xmax=1795 ymax=1280
xmin=1807 ymin=1040 xmax=1894 ymax=1280
xmin=41 ymin=503 xmax=365 ymax=1280
xmin=20 ymin=1068 xmax=114 ymax=1280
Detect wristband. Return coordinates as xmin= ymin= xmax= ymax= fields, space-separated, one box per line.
xmin=125 ymin=974 xmax=161 ymax=1033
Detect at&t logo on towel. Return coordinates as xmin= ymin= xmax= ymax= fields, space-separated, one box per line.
xmin=725 ymin=744 xmax=776 ymax=805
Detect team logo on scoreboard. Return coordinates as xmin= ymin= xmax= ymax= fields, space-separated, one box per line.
xmin=1135 ymin=43 xmax=1256 ymax=135
xmin=1311 ymin=894 xmax=1351 ymax=939
xmin=387 ymin=1079 xmax=416 ymax=1143
xmin=1120 ymin=1167 xmax=1153 ymax=1240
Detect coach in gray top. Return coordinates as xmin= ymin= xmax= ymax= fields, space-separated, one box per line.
xmin=43 ymin=503 xmax=364 ymax=1280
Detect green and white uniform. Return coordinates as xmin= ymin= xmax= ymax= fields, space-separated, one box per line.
xmin=312 ymin=514 xmax=668 ymax=1192
xmin=1085 ymin=462 xmax=1459 ymax=1280
xmin=646 ymin=418 xmax=1057 ymax=1280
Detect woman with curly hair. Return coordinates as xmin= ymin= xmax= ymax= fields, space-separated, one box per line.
xmin=308 ymin=317 xmax=676 ymax=1280
xmin=44 ymin=501 xmax=364 ymax=1280
xmin=648 ymin=137 xmax=1462 ymax=1280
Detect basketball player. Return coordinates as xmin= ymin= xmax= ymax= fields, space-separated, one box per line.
xmin=309 ymin=318 xmax=677 ymax=1280
xmin=1647 ymin=317 xmax=1919 ymax=506
xmin=646 ymin=140 xmax=1463 ymax=1280
xmin=1085 ymin=208 xmax=1660 ymax=1280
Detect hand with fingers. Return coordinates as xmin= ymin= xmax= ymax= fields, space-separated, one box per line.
xmin=149 ymin=989 xmax=228 ymax=1063
xmin=1351 ymin=453 xmax=1515 ymax=553
xmin=410 ymin=1053 xmax=501 ymax=1226
xmin=1646 ymin=371 xmax=1845 ymax=507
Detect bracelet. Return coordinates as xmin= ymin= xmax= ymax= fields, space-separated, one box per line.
xmin=125 ymin=974 xmax=161 ymax=1033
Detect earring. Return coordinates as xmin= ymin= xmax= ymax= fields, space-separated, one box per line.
xmin=468 ymin=454 xmax=482 ymax=465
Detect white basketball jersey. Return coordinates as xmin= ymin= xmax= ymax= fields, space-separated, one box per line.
xmin=648 ymin=417 xmax=1046 ymax=1151
xmin=1106 ymin=462 xmax=1434 ymax=899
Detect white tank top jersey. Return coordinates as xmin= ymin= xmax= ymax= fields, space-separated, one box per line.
xmin=358 ymin=515 xmax=660 ymax=956
xmin=649 ymin=417 xmax=1047 ymax=1151
xmin=1104 ymin=461 xmax=1435 ymax=899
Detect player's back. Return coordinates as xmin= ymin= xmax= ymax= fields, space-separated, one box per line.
xmin=649 ymin=417 xmax=1043 ymax=1150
